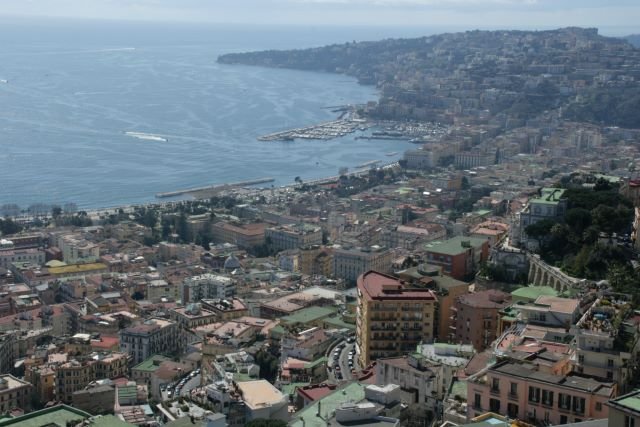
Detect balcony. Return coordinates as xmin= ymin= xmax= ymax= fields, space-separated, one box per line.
xmin=490 ymin=388 xmax=500 ymax=396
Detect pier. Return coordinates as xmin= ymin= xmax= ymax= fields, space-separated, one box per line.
xmin=155 ymin=177 xmax=275 ymax=199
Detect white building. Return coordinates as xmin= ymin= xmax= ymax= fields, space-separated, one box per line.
xmin=181 ymin=274 xmax=235 ymax=303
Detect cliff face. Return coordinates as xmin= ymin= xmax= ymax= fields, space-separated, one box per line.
xmin=218 ymin=28 xmax=640 ymax=127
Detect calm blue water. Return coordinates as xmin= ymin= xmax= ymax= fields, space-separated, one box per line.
xmin=0 ymin=18 xmax=440 ymax=209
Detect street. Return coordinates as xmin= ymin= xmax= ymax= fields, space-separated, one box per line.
xmin=328 ymin=339 xmax=358 ymax=382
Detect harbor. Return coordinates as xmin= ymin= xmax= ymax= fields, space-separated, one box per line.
xmin=258 ymin=118 xmax=369 ymax=142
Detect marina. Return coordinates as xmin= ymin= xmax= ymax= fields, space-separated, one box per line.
xmin=258 ymin=118 xmax=369 ymax=142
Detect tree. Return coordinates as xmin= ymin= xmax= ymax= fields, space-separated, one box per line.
xmin=0 ymin=218 xmax=22 ymax=235
xmin=461 ymin=176 xmax=470 ymax=190
xmin=565 ymin=208 xmax=591 ymax=234
xmin=592 ymin=205 xmax=618 ymax=234
xmin=255 ymin=348 xmax=279 ymax=382
xmin=141 ymin=208 xmax=158 ymax=231
xmin=525 ymin=219 xmax=555 ymax=247
xmin=51 ymin=205 xmax=63 ymax=218
xmin=177 ymin=213 xmax=189 ymax=242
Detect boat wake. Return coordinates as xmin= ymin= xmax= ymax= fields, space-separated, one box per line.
xmin=125 ymin=131 xmax=168 ymax=142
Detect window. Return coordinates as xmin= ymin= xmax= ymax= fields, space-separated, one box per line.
xmin=560 ymin=415 xmax=568 ymax=424
xmin=507 ymin=403 xmax=519 ymax=418
xmin=542 ymin=390 xmax=554 ymax=406
xmin=528 ymin=386 xmax=540 ymax=403
xmin=578 ymin=354 xmax=584 ymax=364
xmin=607 ymin=371 xmax=613 ymax=380
xmin=608 ymin=359 xmax=614 ymax=368
xmin=474 ymin=393 xmax=482 ymax=410
xmin=625 ymin=415 xmax=636 ymax=427
xmin=596 ymin=402 xmax=602 ymax=411
xmin=490 ymin=398 xmax=500 ymax=413
xmin=572 ymin=396 xmax=586 ymax=415
xmin=491 ymin=378 xmax=500 ymax=392
xmin=510 ymin=382 xmax=518 ymax=397
xmin=559 ymin=393 xmax=571 ymax=410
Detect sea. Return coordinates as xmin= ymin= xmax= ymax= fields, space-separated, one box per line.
xmin=0 ymin=19 xmax=633 ymax=210
xmin=0 ymin=18 xmax=445 ymax=210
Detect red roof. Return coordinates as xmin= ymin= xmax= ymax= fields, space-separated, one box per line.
xmin=297 ymin=384 xmax=337 ymax=402
xmin=357 ymin=271 xmax=437 ymax=301
xmin=91 ymin=336 xmax=119 ymax=350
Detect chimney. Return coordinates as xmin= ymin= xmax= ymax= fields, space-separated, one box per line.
xmin=317 ymin=401 xmax=322 ymax=417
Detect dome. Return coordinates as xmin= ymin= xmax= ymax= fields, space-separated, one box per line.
xmin=224 ymin=254 xmax=241 ymax=270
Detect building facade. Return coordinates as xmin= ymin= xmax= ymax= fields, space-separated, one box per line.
xmin=0 ymin=375 xmax=33 ymax=413
xmin=356 ymin=271 xmax=437 ymax=366
xmin=119 ymin=318 xmax=182 ymax=364
xmin=424 ymin=236 xmax=489 ymax=281
xmin=265 ymin=224 xmax=323 ymax=252
xmin=452 ymin=289 xmax=511 ymax=351
xmin=333 ymin=246 xmax=393 ymax=283
xmin=181 ymin=274 xmax=235 ymax=303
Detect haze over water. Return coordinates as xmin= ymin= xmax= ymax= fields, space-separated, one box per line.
xmin=0 ymin=18 xmax=432 ymax=209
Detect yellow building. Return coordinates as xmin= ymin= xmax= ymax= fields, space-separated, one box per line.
xmin=356 ymin=271 xmax=437 ymax=367
xmin=299 ymin=246 xmax=333 ymax=277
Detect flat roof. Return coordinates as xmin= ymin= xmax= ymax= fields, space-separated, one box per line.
xmin=511 ymin=286 xmax=558 ymax=301
xmin=424 ymin=236 xmax=487 ymax=256
xmin=490 ymin=361 xmax=615 ymax=396
xmin=236 ymin=380 xmax=285 ymax=410
xmin=132 ymin=355 xmax=171 ymax=372
xmin=525 ymin=295 xmax=580 ymax=314
xmin=48 ymin=263 xmax=107 ymax=274
xmin=358 ymin=271 xmax=437 ymax=301
xmin=607 ymin=389 xmax=640 ymax=415
xmin=282 ymin=306 xmax=338 ymax=325
xmin=0 ymin=404 xmax=91 ymax=427
xmin=531 ymin=187 xmax=566 ymax=205
xmin=290 ymin=383 xmax=367 ymax=427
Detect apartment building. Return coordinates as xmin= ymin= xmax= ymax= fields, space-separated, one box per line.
xmin=265 ymin=224 xmax=323 ymax=252
xmin=452 ymin=289 xmax=511 ymax=351
xmin=0 ymin=243 xmax=45 ymax=269
xmin=202 ymin=298 xmax=249 ymax=321
xmin=380 ymin=223 xmax=446 ymax=250
xmin=375 ymin=353 xmax=443 ymax=408
xmin=403 ymin=148 xmax=440 ymax=169
xmin=55 ymin=352 xmax=128 ymax=404
xmin=467 ymin=359 xmax=615 ymax=425
xmin=356 ymin=271 xmax=437 ymax=366
xmin=181 ymin=273 xmax=235 ymax=303
xmin=0 ymin=375 xmax=33 ymax=413
xmin=119 ymin=318 xmax=182 ymax=364
xmin=210 ymin=221 xmax=266 ymax=249
xmin=518 ymin=296 xmax=581 ymax=329
xmin=572 ymin=296 xmax=640 ymax=391
xmin=424 ymin=236 xmax=489 ymax=281
xmin=298 ymin=245 xmax=333 ymax=277
xmin=170 ymin=303 xmax=218 ymax=329
xmin=607 ymin=389 xmax=640 ymax=427
xmin=333 ymin=246 xmax=393 ymax=283
xmin=0 ymin=332 xmax=15 ymax=375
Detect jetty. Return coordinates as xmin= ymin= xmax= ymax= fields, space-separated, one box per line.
xmin=155 ymin=177 xmax=275 ymax=199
